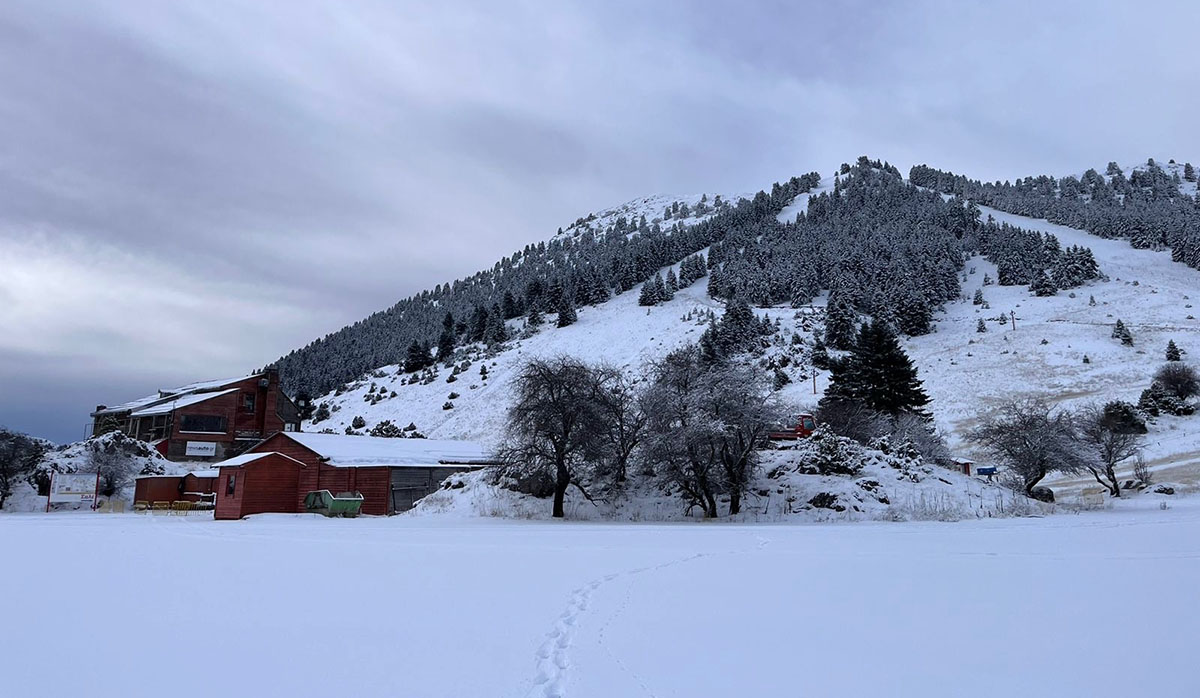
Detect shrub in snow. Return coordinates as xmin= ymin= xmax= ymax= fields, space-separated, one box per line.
xmin=368 ymin=420 xmax=404 ymax=438
xmin=807 ymin=492 xmax=845 ymax=511
xmin=448 ymin=392 xmax=460 ymax=400
xmin=442 ymin=401 xmax=454 ymax=410
xmin=1101 ymin=401 xmax=1147 ymax=434
xmin=351 ymin=415 xmax=366 ymax=429
xmin=800 ymin=427 xmax=865 ymax=476
xmin=1153 ymin=362 xmax=1199 ymax=400
xmin=1165 ymin=340 xmax=1182 ymax=361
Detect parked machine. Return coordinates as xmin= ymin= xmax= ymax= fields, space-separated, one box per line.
xmin=767 ymin=413 xmax=817 ymax=441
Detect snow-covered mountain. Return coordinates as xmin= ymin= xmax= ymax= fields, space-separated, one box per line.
xmin=293 ymin=158 xmax=1200 ymax=496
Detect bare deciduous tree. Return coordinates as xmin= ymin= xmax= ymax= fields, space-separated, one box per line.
xmin=641 ymin=346 xmax=784 ymax=517
xmin=592 ymin=366 xmax=647 ymax=484
xmin=968 ymin=399 xmax=1093 ymax=497
xmin=497 ymin=357 xmax=610 ymax=518
xmin=1078 ymin=404 xmax=1144 ymax=497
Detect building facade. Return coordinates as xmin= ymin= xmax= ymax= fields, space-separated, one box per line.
xmin=212 ymin=432 xmax=492 ymax=519
xmin=90 ymin=370 xmax=301 ymax=463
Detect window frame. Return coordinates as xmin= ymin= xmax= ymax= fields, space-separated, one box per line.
xmin=179 ymin=414 xmax=228 ymax=434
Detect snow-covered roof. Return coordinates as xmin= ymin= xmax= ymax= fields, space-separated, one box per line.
xmin=187 ymin=469 xmax=221 ymax=479
xmin=216 ymin=452 xmax=306 ymax=468
xmin=93 ymin=372 xmax=265 ymax=416
xmin=281 ymin=432 xmax=491 ymax=468
xmin=129 ymin=388 xmax=239 ymax=417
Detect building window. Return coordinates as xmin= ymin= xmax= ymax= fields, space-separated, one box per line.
xmin=226 ymin=473 xmax=236 ymax=496
xmin=243 ymin=393 xmax=256 ymax=413
xmin=180 ymin=414 xmax=227 ymax=433
xmin=284 ymin=422 xmax=297 ymax=432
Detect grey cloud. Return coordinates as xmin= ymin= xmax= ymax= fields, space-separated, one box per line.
xmin=2 ymin=0 xmax=1200 ymax=442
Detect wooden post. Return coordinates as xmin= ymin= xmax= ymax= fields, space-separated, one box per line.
xmin=813 ymin=372 xmax=818 ymax=394
xmin=1010 ymin=310 xmax=1016 ymax=331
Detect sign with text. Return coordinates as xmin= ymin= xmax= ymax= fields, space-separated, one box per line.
xmin=48 ymin=472 xmax=98 ymax=507
xmin=185 ymin=441 xmax=218 ymax=457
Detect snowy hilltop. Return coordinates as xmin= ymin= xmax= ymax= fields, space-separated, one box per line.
xmin=248 ymin=157 xmax=1200 ymax=518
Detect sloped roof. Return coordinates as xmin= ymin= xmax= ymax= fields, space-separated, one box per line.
xmin=280 ymin=432 xmax=490 ymax=468
xmin=128 ymin=388 xmax=239 ymax=417
xmin=216 ymin=452 xmax=306 ymax=468
xmin=187 ymin=469 xmax=222 ymax=479
xmin=93 ymin=372 xmax=265 ymax=416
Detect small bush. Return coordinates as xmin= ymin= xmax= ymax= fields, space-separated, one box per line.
xmin=1154 ymin=362 xmax=1198 ymax=400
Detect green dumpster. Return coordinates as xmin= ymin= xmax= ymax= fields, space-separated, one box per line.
xmin=304 ymin=490 xmax=365 ymax=517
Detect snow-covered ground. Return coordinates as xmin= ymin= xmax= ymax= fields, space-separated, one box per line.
xmin=2 ymin=498 xmax=1196 ymax=697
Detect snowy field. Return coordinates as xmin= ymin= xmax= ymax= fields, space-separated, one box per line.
xmin=2 ymin=502 xmax=1197 ymax=698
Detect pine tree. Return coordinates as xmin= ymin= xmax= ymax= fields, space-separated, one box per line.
xmin=973 ymin=289 xmax=984 ymax=305
xmin=485 ymin=304 xmax=507 ymax=344
xmin=653 ymin=273 xmax=670 ymax=302
xmin=1111 ymin=319 xmax=1133 ymax=346
xmin=404 ymin=340 xmax=428 ymax=373
xmin=1030 ymin=269 xmax=1058 ymax=296
xmin=976 ymin=319 xmax=987 ymax=333
xmin=1166 ymin=339 xmax=1182 ymax=361
xmin=501 ymin=291 xmax=520 ymax=319
xmin=555 ymin=296 xmax=577 ymax=327
xmin=527 ymin=307 xmax=544 ymax=329
xmin=1185 ymin=162 xmax=1196 ymax=182
xmin=824 ymin=292 xmax=857 ymax=350
xmin=436 ymin=312 xmax=456 ymax=360
xmin=823 ymin=318 xmax=930 ymax=416
xmin=665 ymin=268 xmax=679 ymax=294
xmin=773 ymin=368 xmax=791 ymax=390
xmin=638 ymin=278 xmax=658 ymax=306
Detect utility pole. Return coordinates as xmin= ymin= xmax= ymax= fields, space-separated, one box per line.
xmin=813 ymin=371 xmax=818 ymax=395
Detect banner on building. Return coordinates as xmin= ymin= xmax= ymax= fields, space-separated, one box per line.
xmin=185 ymin=441 xmax=217 ymax=457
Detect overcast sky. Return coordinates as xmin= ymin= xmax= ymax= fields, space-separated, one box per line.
xmin=3 ymin=0 xmax=1199 ymax=443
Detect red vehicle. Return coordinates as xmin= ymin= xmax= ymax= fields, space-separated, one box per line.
xmin=767 ymin=413 xmax=817 ymax=440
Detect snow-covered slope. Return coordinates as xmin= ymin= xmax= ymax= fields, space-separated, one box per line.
xmin=908 ymin=203 xmax=1200 ymax=488
xmin=306 ymin=169 xmax=1200 ymax=497
xmin=556 ymin=191 xmax=749 ymax=242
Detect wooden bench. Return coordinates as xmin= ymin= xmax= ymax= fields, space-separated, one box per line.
xmin=170 ymin=501 xmax=194 ymax=515
xmin=151 ymin=501 xmax=171 ymax=514
xmin=133 ymin=501 xmax=150 ymax=513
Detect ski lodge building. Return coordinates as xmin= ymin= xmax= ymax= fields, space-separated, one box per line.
xmin=214 ymin=432 xmax=493 ymax=519
xmin=89 ymin=370 xmax=302 ymax=463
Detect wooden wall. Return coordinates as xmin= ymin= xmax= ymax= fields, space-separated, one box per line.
xmin=214 ymin=455 xmax=302 ymax=520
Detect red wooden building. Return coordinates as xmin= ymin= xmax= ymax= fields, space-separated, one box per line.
xmin=214 ymin=453 xmax=306 ymax=520
xmin=133 ymin=469 xmax=220 ymax=504
xmin=90 ymin=370 xmax=302 ymax=464
xmin=213 ymin=432 xmax=491 ymax=519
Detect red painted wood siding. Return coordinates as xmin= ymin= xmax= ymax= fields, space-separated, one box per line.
xmin=247 ymin=434 xmax=392 ymax=515
xmin=133 ymin=477 xmax=181 ymax=503
xmin=214 ymin=454 xmax=303 ymax=520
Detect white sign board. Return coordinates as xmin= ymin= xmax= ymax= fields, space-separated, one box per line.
xmin=48 ymin=472 xmax=98 ymax=506
xmin=185 ymin=441 xmax=218 ymax=457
